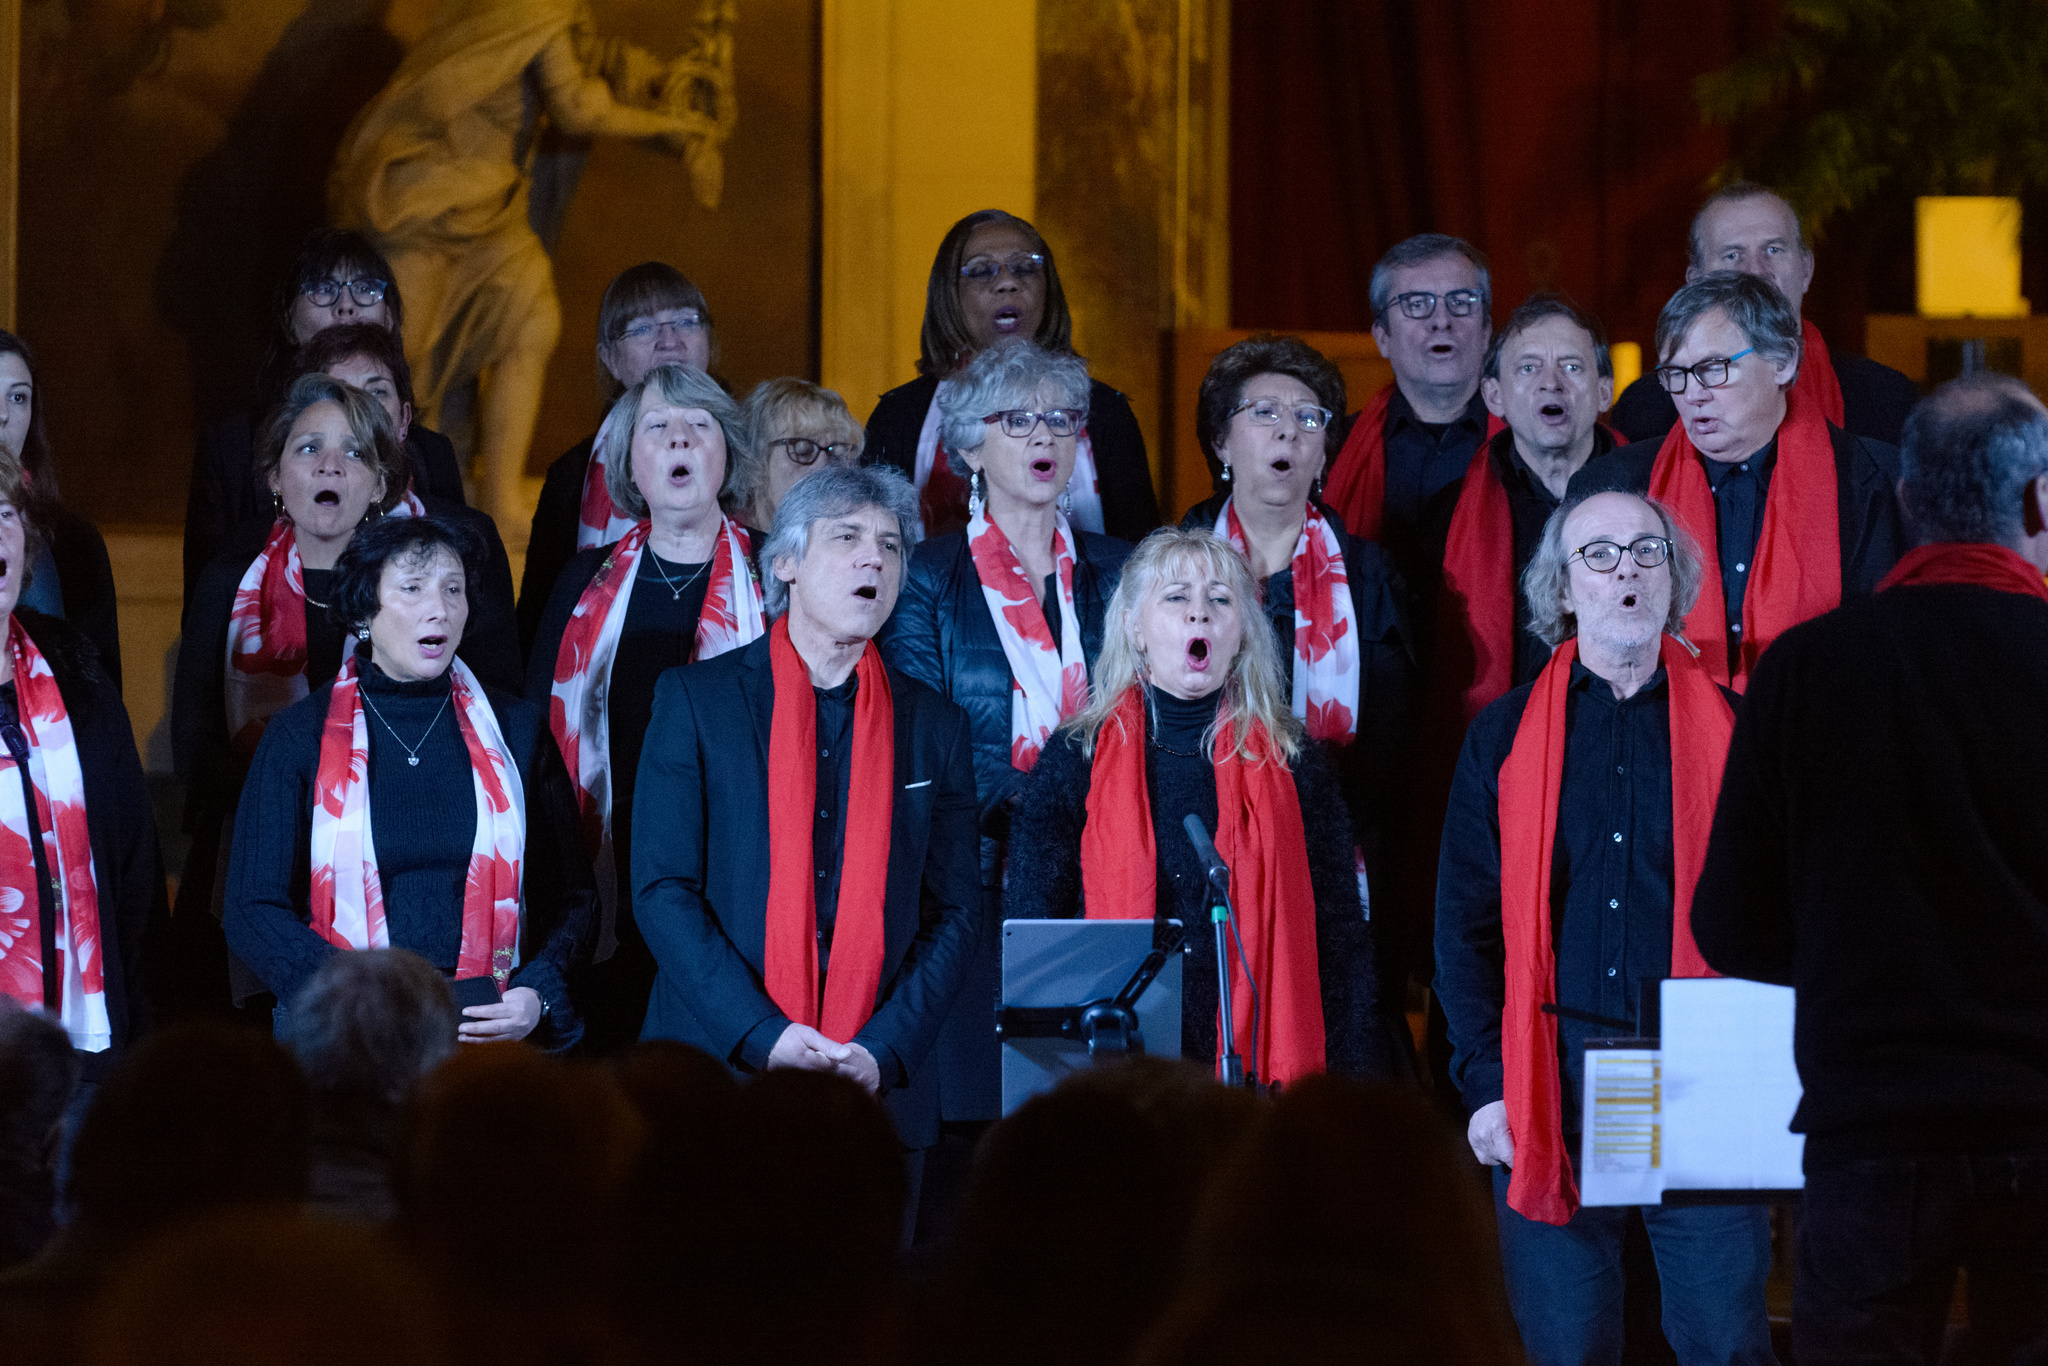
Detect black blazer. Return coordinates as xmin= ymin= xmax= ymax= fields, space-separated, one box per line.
xmin=518 ymin=435 xmax=596 ymax=660
xmin=1565 ymin=422 xmax=1907 ymax=599
xmin=864 ymin=375 xmax=1162 ymax=543
xmin=876 ymin=527 xmax=1132 ymax=883
xmin=183 ymin=409 xmax=467 ymax=605
xmin=631 ymin=633 xmax=980 ymax=1147
xmin=11 ymin=610 xmax=166 ymax=1072
xmin=30 ymin=506 xmax=122 ymax=692
xmin=220 ymin=676 xmax=596 ymax=1050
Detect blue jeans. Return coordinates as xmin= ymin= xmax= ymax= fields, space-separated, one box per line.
xmin=1795 ymin=1153 xmax=2048 ymax=1366
xmin=1493 ymin=1167 xmax=1778 ymax=1366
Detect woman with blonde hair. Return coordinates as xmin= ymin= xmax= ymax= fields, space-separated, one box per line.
xmin=1005 ymin=528 xmax=1382 ymax=1084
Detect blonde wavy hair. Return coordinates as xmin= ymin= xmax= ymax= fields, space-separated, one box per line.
xmin=1063 ymin=527 xmax=1302 ymax=766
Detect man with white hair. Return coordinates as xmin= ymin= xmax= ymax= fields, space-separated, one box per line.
xmin=1436 ymin=489 xmax=1774 ymax=1366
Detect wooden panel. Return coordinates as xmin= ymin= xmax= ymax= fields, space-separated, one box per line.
xmin=1865 ymin=314 xmax=2048 ymax=396
xmin=1167 ymin=327 xmax=1391 ymax=519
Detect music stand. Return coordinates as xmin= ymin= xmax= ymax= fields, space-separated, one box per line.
xmin=997 ymin=918 xmax=1184 ymax=1116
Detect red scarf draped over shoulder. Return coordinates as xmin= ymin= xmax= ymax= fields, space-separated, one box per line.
xmin=762 ymin=618 xmax=895 ymax=1043
xmin=1323 ymin=384 xmax=1506 ymax=542
xmin=1879 ymin=541 xmax=2048 ymax=601
xmin=1495 ymin=637 xmax=1731 ymax=1225
xmin=1649 ymin=383 xmax=1839 ymax=691
xmin=1076 ymin=687 xmax=1326 ymax=1086
xmin=1795 ymin=319 xmax=1845 ymax=428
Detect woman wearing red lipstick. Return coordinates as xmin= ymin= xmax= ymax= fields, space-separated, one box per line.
xmin=224 ymin=515 xmax=595 ymax=1050
xmin=526 ymin=363 xmax=764 ymax=1052
xmin=1006 ymin=528 xmax=1382 ymax=1084
xmin=864 ymin=210 xmax=1160 ymax=542
xmin=879 ymin=341 xmax=1133 ymax=1121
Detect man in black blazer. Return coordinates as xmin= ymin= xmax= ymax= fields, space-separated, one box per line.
xmin=632 ymin=464 xmax=979 ymax=1178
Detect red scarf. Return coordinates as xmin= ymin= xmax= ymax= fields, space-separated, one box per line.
xmin=1795 ymin=319 xmax=1845 ymax=429
xmin=1496 ymin=637 xmax=1730 ymax=1225
xmin=761 ymin=618 xmax=895 ymax=1042
xmin=1213 ymin=500 xmax=1361 ymax=743
xmin=1077 ymin=687 xmax=1326 ymax=1085
xmin=1879 ymin=541 xmax=2048 ymax=601
xmin=1648 ymin=385 xmax=1840 ymax=690
xmin=1322 ymin=385 xmax=1506 ymax=542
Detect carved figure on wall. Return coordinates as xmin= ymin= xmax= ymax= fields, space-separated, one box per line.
xmin=329 ymin=0 xmax=737 ymax=529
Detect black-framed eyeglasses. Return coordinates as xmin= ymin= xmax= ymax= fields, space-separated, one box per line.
xmin=1390 ymin=288 xmax=1484 ymax=321
xmin=617 ymin=313 xmax=707 ymax=343
xmin=960 ymin=253 xmax=1046 ymax=285
xmin=771 ymin=436 xmax=859 ymax=466
xmin=302 ymin=277 xmax=389 ymax=308
xmin=1654 ymin=347 xmax=1755 ymax=394
xmin=983 ymin=408 xmax=1083 ymax=438
xmin=1569 ymin=536 xmax=1672 ymax=573
xmin=1228 ymin=397 xmax=1333 ymax=432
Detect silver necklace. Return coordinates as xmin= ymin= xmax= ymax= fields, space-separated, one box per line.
xmin=646 ymin=546 xmax=712 ymax=601
xmin=361 ymin=687 xmax=452 ymax=767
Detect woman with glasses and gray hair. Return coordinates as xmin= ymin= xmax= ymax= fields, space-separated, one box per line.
xmin=525 ymin=362 xmax=764 ymax=1053
xmin=877 ymin=340 xmax=1134 ymax=1122
xmin=518 ymin=261 xmax=719 ymax=655
xmin=863 ymin=210 xmax=1159 ymax=542
xmin=1006 ymin=527 xmax=1381 ymax=1085
xmin=731 ymin=378 xmax=866 ymax=533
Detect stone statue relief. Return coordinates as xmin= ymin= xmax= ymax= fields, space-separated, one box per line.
xmin=329 ymin=0 xmax=738 ymax=528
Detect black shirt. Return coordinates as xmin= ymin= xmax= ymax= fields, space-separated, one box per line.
xmin=1147 ymin=687 xmax=1226 ymax=1067
xmin=1700 ymin=439 xmax=1778 ymax=644
xmin=607 ymin=550 xmax=712 ymax=883
xmin=812 ymin=673 xmax=858 ymax=962
xmin=300 ymin=569 xmax=346 ymax=688
xmin=1381 ymin=386 xmax=1492 ymax=530
xmin=1436 ymin=660 xmax=1683 ymax=1132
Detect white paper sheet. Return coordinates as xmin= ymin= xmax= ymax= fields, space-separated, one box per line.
xmin=1659 ymin=977 xmax=1805 ymax=1192
xmin=1579 ymin=1047 xmax=1665 ymax=1206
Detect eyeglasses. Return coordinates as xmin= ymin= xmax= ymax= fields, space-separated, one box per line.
xmin=1654 ymin=347 xmax=1755 ymax=394
xmin=1229 ymin=397 xmax=1333 ymax=432
xmin=302 ymin=277 xmax=389 ymax=308
xmin=1569 ymin=536 xmax=1673 ymax=573
xmin=617 ymin=313 xmax=707 ymax=343
xmin=960 ymin=253 xmax=1046 ymax=285
xmin=771 ymin=437 xmax=859 ymax=466
xmin=983 ymin=408 xmax=1083 ymax=438
xmin=1390 ymin=289 xmax=1484 ymax=321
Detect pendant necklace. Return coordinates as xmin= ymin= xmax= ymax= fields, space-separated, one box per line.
xmin=362 ymin=688 xmax=452 ymax=767
xmin=648 ymin=546 xmax=712 ymax=602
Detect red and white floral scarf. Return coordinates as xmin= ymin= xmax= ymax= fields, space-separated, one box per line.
xmin=577 ymin=406 xmax=639 ymax=549
xmin=224 ymin=497 xmax=426 ymax=755
xmin=549 ymin=517 xmax=764 ymax=862
xmin=966 ymin=505 xmax=1089 ymax=771
xmin=310 ymin=654 xmax=525 ymax=985
xmin=0 ymin=617 xmax=109 ymax=1050
xmin=1213 ymin=499 xmax=1360 ymax=743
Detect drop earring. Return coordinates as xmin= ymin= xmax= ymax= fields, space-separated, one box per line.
xmin=1220 ymin=461 xmax=1233 ymax=487
xmin=968 ymin=468 xmax=986 ymax=518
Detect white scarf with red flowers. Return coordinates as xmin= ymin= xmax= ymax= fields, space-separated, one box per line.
xmin=310 ymin=654 xmax=524 ymax=984
xmin=576 ymin=406 xmax=639 ymax=549
xmin=967 ymin=505 xmax=1089 ymax=770
xmin=1213 ymin=498 xmax=1360 ymax=743
xmin=0 ymin=617 xmax=109 ymax=1050
xmin=549 ymin=517 xmax=763 ymax=864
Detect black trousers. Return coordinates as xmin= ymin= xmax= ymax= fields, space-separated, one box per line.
xmin=1795 ymin=1152 xmax=2048 ymax=1365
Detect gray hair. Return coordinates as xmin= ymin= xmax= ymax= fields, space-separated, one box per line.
xmin=1899 ymin=373 xmax=2048 ymax=546
xmin=759 ymin=463 xmax=923 ymax=619
xmin=285 ymin=949 xmax=455 ymax=1105
xmin=1654 ymin=271 xmax=1802 ymax=372
xmin=935 ymin=341 xmax=1092 ymax=477
xmin=1368 ymin=233 xmax=1492 ymax=326
xmin=1688 ymin=181 xmax=1810 ymax=274
xmin=1521 ymin=492 xmax=1705 ymax=647
xmin=730 ymin=378 xmax=865 ymax=518
xmin=598 ymin=363 xmax=745 ymax=521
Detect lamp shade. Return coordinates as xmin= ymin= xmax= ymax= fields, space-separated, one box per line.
xmin=1917 ymin=197 xmax=2026 ymax=318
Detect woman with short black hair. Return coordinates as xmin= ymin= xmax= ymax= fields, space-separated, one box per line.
xmin=225 ymin=515 xmax=594 ymax=1049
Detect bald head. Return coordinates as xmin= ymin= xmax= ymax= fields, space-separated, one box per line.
xmin=1899 ymin=374 xmax=2048 ymax=548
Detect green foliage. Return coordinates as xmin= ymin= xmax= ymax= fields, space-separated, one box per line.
xmin=1697 ymin=0 xmax=2048 ymax=239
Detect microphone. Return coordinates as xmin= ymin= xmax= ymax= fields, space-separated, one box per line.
xmin=1183 ymin=814 xmax=1229 ymax=890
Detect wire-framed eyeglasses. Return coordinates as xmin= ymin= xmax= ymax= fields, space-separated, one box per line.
xmin=1654 ymin=347 xmax=1755 ymax=394
xmin=617 ymin=313 xmax=707 ymax=343
xmin=771 ymin=437 xmax=860 ymax=466
xmin=302 ymin=277 xmax=389 ymax=308
xmin=1390 ymin=288 xmax=1484 ymax=321
xmin=1569 ymin=536 xmax=1673 ymax=573
xmin=983 ymin=408 xmax=1083 ymax=439
xmin=1228 ymin=398 xmax=1333 ymax=432
xmin=959 ymin=253 xmax=1046 ymax=285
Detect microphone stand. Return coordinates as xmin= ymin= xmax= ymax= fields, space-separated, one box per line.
xmin=1184 ymin=814 xmax=1255 ymax=1090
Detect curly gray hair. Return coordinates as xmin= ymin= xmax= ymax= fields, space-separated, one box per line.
xmin=598 ymin=363 xmax=745 ymax=521
xmin=934 ymin=341 xmax=1091 ymax=478
xmin=1521 ymin=492 xmax=1705 ymax=647
xmin=759 ymin=464 xmax=923 ymax=619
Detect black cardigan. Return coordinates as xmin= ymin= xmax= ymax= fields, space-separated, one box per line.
xmin=221 ymin=668 xmax=595 ymax=1050
xmin=8 ymin=610 xmax=166 ymax=1072
xmin=1003 ymin=721 xmax=1380 ymax=1078
xmin=876 ymin=527 xmax=1133 ymax=884
xmin=517 ymin=434 xmax=596 ymax=660
xmin=183 ymin=409 xmax=467 ymax=605
xmin=864 ymin=375 xmax=1162 ymax=543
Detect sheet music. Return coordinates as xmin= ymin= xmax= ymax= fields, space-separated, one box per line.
xmin=1660 ymin=978 xmax=1805 ymax=1191
xmin=1579 ymin=1047 xmax=1665 ymax=1206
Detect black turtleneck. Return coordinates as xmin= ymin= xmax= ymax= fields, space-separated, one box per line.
xmin=356 ymin=658 xmax=477 ymax=970
xmin=301 ymin=568 xmax=347 ymax=687
xmin=1146 ymin=686 xmax=1228 ymax=1067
